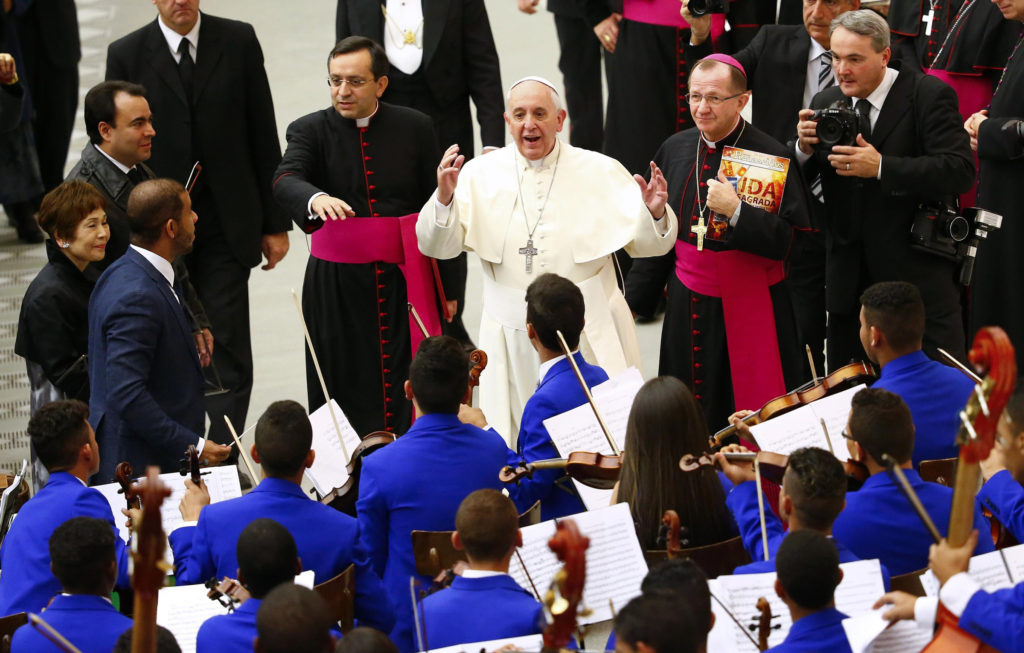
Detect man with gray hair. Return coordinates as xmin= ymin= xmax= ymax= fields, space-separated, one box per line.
xmin=796 ymin=9 xmax=974 ymax=370
xmin=417 ymin=76 xmax=678 ymax=440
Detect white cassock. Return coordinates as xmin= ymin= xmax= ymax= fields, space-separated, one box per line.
xmin=417 ymin=140 xmax=678 ymax=443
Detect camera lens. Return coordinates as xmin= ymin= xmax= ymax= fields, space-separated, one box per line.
xmin=689 ymin=0 xmax=709 ymax=16
xmin=946 ymin=215 xmax=970 ymax=242
xmin=816 ymin=116 xmax=844 ymax=146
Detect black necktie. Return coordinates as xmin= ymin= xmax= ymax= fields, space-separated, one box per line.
xmin=856 ymin=98 xmax=872 ymax=139
xmin=178 ymin=37 xmax=194 ymax=100
xmin=127 ymin=167 xmax=144 ymax=186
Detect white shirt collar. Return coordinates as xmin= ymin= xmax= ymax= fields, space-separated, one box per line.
xmin=60 ymin=592 xmax=114 ymax=605
xmin=93 ymin=143 xmax=133 ymax=175
xmin=130 ymin=244 xmax=176 ymax=288
xmin=355 ymin=102 xmax=380 ymax=128
xmin=517 ymin=139 xmax=560 ymax=170
xmin=157 ymin=11 xmax=201 ymax=60
xmin=808 ymin=38 xmax=828 ymax=64
xmin=538 ymin=350 xmax=579 ymax=384
xmin=460 ymin=569 xmax=508 ymax=579
xmin=858 ymin=67 xmax=899 ymax=115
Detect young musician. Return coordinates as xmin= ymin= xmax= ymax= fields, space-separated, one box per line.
xmin=196 ymin=519 xmax=302 ymax=653
xmin=977 ymin=383 xmax=1024 ymax=542
xmin=459 ymin=273 xmax=607 ymax=520
xmin=768 ymin=530 xmax=851 ymax=652
xmin=614 ymin=593 xmax=701 ymax=653
xmin=9 ymin=517 xmax=131 ymax=653
xmin=169 ymin=400 xmax=393 ymax=632
xmin=334 ymin=627 xmax=399 ymax=653
xmin=0 ymin=400 xmax=130 ymax=617
xmin=356 ymin=336 xmax=510 ymax=653
xmin=617 ymin=376 xmax=735 ymax=548
xmin=716 ymin=446 xmax=890 ymax=587
xmin=255 ymin=584 xmax=335 ymax=653
xmin=421 ymin=489 xmax=543 ymax=648
xmin=112 ymin=626 xmax=182 ymax=653
xmin=831 ymin=388 xmax=993 ymax=575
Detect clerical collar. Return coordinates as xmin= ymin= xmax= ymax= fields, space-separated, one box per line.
xmin=517 ymin=139 xmax=560 ymax=170
xmin=355 ymin=102 xmax=380 ymax=128
xmin=700 ymin=118 xmax=744 ymax=150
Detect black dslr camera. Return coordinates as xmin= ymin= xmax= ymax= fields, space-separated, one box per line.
xmin=910 ymin=204 xmax=1003 ymax=286
xmin=688 ymin=0 xmax=729 ymax=16
xmin=811 ymin=101 xmax=869 ymax=152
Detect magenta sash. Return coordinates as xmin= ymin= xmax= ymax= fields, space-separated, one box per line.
xmin=622 ymin=0 xmax=726 ymax=34
xmin=310 ymin=214 xmax=441 ymax=357
xmin=928 ymin=69 xmax=992 ymax=207
xmin=674 ymin=240 xmax=786 ymax=410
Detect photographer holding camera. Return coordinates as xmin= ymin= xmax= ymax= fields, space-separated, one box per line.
xmin=795 ymin=9 xmax=974 ymax=370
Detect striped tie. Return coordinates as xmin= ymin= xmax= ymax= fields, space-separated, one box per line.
xmin=809 ymin=51 xmax=835 ymax=203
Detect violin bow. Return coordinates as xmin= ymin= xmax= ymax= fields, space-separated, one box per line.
xmin=819 ymin=418 xmax=835 ymax=456
xmin=410 ymin=577 xmax=429 ymax=653
xmin=224 ymin=415 xmax=260 ymax=486
xmin=709 ymin=592 xmax=762 ymax=650
xmin=513 ymin=548 xmax=542 ymax=601
xmin=937 ymin=347 xmax=984 ymax=385
xmin=554 ymin=330 xmax=621 ymax=456
xmin=408 ymin=302 xmax=431 ymax=338
xmin=291 ymin=288 xmax=350 ymax=460
xmin=881 ymin=453 xmax=943 ymax=543
xmin=753 ymin=457 xmax=770 ymax=561
xmin=28 ymin=613 xmax=83 ymax=653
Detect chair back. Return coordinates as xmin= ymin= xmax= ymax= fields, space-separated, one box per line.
xmin=313 ymin=564 xmax=355 ymax=633
xmin=644 ymin=535 xmax=752 ymax=578
xmin=0 ymin=612 xmax=27 ymax=653
xmin=919 ymin=458 xmax=958 ymax=487
xmin=518 ymin=501 xmax=542 ymax=527
xmin=411 ymin=531 xmax=467 ymax=578
xmin=889 ymin=568 xmax=928 ymax=597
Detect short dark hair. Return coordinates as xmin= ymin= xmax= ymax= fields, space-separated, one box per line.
xmin=615 ymin=592 xmax=700 ymax=653
xmin=114 ymin=626 xmax=181 ymax=653
xmin=783 ymin=448 xmax=847 ymax=530
xmin=28 ymin=400 xmax=90 ymax=472
xmin=849 ymin=387 xmax=915 ymax=465
xmin=408 ymin=336 xmax=468 ymax=414
xmin=328 ymin=36 xmax=389 ymax=79
xmin=238 ymin=518 xmax=299 ymax=599
xmin=36 ymin=180 xmax=107 ymax=241
xmin=126 ymin=178 xmax=186 ymax=246
xmin=525 ymin=273 xmax=585 ymax=351
xmin=690 ymin=58 xmax=748 ymax=93
xmin=334 ymin=627 xmax=398 ymax=653
xmin=257 ymin=584 xmax=334 ymax=653
xmin=455 ymin=489 xmax=519 ymax=562
xmin=255 ymin=400 xmax=313 ymax=478
xmin=776 ymin=530 xmax=841 ymax=610
xmin=640 ymin=559 xmax=712 ymax=635
xmin=50 ymin=517 xmax=116 ymax=594
xmin=84 ymin=80 xmax=148 ymax=145
xmin=860 ymin=281 xmax=925 ymax=352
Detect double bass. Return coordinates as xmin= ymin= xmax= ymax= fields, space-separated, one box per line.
xmin=129 ymin=468 xmax=173 ymax=653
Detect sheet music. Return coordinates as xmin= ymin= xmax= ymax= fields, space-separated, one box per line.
xmin=156 ymin=583 xmax=231 ymax=653
xmin=507 ymin=502 xmax=648 ymax=625
xmin=748 ymin=385 xmax=864 ymax=459
xmin=424 ymin=633 xmax=544 ymax=653
xmin=306 ymin=399 xmax=363 ymax=496
xmin=0 ymin=459 xmax=26 ymax=538
xmin=542 ymin=368 xmax=643 ymax=511
xmin=842 ymin=610 xmax=930 ymax=653
xmin=1000 ymin=542 xmax=1024 ymax=582
xmin=920 ymin=545 xmax=1019 ymax=596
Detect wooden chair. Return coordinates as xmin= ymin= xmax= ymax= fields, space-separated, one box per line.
xmin=518 ymin=501 xmax=542 ymax=527
xmin=644 ymin=536 xmax=752 ymax=579
xmin=889 ymin=568 xmax=928 ymax=597
xmin=919 ymin=458 xmax=958 ymax=487
xmin=0 ymin=612 xmax=27 ymax=653
xmin=314 ymin=564 xmax=355 ymax=634
xmin=411 ymin=531 xmax=466 ymax=578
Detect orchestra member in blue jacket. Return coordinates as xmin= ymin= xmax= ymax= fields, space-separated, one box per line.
xmin=977 ymin=383 xmax=1024 ymax=542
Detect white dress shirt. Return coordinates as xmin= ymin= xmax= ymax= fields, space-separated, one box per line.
xmin=157 ymin=11 xmax=201 ymax=63
xmin=383 ymin=0 xmax=423 ymax=75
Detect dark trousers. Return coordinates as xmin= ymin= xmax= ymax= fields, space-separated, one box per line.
xmin=185 ymin=188 xmax=253 ymax=462
xmin=553 ymin=13 xmax=605 ymax=151
xmin=25 ymin=63 xmax=77 ymax=193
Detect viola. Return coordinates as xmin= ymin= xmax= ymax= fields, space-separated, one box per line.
xmin=710 ymin=361 xmax=876 ymax=448
xmin=130 ymin=468 xmax=172 ymax=653
xmin=320 ymin=430 xmax=396 ymax=516
xmin=542 ymin=519 xmax=589 ymax=653
xmin=115 ymin=462 xmax=141 ymax=511
xmin=499 ymin=451 xmax=622 ymax=490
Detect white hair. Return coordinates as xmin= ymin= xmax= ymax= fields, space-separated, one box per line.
xmin=505 ymin=76 xmax=564 ymax=112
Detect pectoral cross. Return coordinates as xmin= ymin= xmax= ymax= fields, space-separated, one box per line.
xmin=690 ymin=216 xmax=708 ymax=252
xmin=519 ymin=238 xmax=539 ymax=273
xmin=922 ymin=7 xmax=935 ymax=36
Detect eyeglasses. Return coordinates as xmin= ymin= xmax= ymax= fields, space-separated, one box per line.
xmin=327 ymin=77 xmax=370 ymax=89
xmin=687 ymin=92 xmax=746 ymax=106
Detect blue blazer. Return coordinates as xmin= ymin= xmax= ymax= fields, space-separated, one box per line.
xmin=88 ymin=247 xmax=205 ymax=482
xmin=196 ymin=597 xmax=261 ymax=653
xmin=507 ymin=353 xmax=608 ymax=521
xmin=871 ymin=351 xmax=976 ymax=468
xmin=10 ymin=594 xmax=132 ymax=653
xmin=421 ymin=575 xmax=543 ymax=649
xmin=356 ymin=412 xmax=510 ymax=653
xmin=832 ymin=469 xmax=994 ymax=576
xmin=766 ymin=607 xmax=852 ymax=653
xmin=0 ymin=472 xmax=130 ymax=616
xmin=977 ymin=470 xmax=1024 ymax=543
xmin=960 ymin=581 xmax=1024 ymax=652
xmin=168 ymin=477 xmax=393 ymax=632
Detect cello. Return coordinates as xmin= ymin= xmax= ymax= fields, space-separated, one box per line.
xmin=541 ymin=519 xmax=589 ymax=653
xmin=129 ymin=468 xmax=173 ymax=653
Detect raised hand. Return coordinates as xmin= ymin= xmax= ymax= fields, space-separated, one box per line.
xmin=437 ymin=144 xmax=466 ymax=206
xmin=635 ymin=161 xmax=668 ymax=219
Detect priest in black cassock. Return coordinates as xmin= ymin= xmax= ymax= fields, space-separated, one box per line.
xmin=968 ymin=2 xmax=1024 ymax=367
xmin=625 ymin=55 xmax=810 ymax=431
xmin=273 ymin=37 xmax=449 ymax=436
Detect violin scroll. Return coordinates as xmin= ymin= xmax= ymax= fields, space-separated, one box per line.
xmin=115 ymin=462 xmax=141 ymax=511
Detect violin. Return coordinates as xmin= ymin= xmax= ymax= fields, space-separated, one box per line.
xmin=115 ymin=462 xmax=141 ymax=511
xmin=178 ymin=444 xmax=203 ymax=486
xmin=683 ymin=446 xmax=870 ymax=490
xmin=710 ymin=361 xmax=876 ymax=448
xmin=320 ymin=430 xmax=396 ymax=516
xmin=542 ymin=519 xmax=589 ymax=653
xmin=499 ymin=451 xmax=622 ymax=490
xmin=752 ymin=597 xmax=780 ymax=651
xmin=205 ymin=577 xmax=251 ymax=611
xmin=130 ymin=468 xmax=172 ymax=653
xmin=463 ymin=349 xmax=488 ymax=407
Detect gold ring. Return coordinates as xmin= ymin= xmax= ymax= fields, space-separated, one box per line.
xmin=603 ymin=34 xmax=611 ymax=41
xmin=846 ymin=163 xmax=850 ymax=171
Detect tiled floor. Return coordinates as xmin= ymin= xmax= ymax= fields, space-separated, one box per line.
xmin=0 ymin=0 xmax=664 ymax=475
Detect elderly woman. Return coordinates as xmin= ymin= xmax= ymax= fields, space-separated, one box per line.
xmin=16 ymin=180 xmax=108 ymax=410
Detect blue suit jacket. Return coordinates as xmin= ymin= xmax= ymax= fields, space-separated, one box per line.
xmin=0 ymin=473 xmax=130 ymax=616
xmin=507 ymin=353 xmax=608 ymax=521
xmin=196 ymin=597 xmax=261 ymax=653
xmin=832 ymin=469 xmax=994 ymax=576
xmin=977 ymin=470 xmax=1024 ymax=543
xmin=766 ymin=607 xmax=852 ymax=652
xmin=168 ymin=477 xmax=393 ymax=632
xmin=356 ymin=412 xmax=510 ymax=653
xmin=871 ymin=351 xmax=976 ymax=468
xmin=959 ymin=581 xmax=1024 ymax=652
xmin=421 ymin=575 xmax=543 ymax=649
xmin=10 ymin=594 xmax=132 ymax=653
xmin=88 ymin=247 xmax=205 ymax=482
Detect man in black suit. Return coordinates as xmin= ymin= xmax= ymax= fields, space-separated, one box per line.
xmin=105 ymin=0 xmax=290 ymax=458
xmin=796 ymin=9 xmax=974 ymax=369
